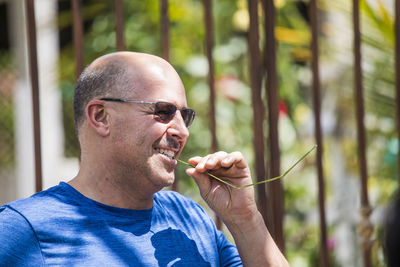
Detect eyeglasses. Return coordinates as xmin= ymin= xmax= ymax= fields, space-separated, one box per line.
xmin=100 ymin=97 xmax=195 ymax=128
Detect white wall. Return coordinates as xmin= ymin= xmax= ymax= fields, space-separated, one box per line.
xmin=1 ymin=0 xmax=79 ymax=204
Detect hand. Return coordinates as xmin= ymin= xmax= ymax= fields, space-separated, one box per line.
xmin=186 ymin=151 xmax=290 ymax=266
xmin=186 ymin=151 xmax=258 ymax=224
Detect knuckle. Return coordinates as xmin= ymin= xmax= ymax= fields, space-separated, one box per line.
xmin=215 ymin=151 xmax=228 ymax=157
xmin=231 ymin=151 xmax=243 ymax=158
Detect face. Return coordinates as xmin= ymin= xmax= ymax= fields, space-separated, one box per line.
xmin=107 ymin=61 xmax=190 ymax=192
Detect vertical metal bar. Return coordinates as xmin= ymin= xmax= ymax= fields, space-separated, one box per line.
xmin=352 ymin=1 xmax=373 ymax=266
xmin=395 ymin=0 xmax=400 ymax=186
xmin=160 ymin=0 xmax=170 ymax=61
xmin=71 ymin=0 xmax=84 ymax=80
xmin=25 ymin=0 xmax=43 ymax=193
xmin=159 ymin=0 xmax=178 ymax=192
xmin=262 ymin=0 xmax=284 ymax=252
xmin=203 ymin=0 xmax=218 ymax=154
xmin=309 ymin=0 xmax=329 ymax=266
xmin=114 ymin=0 xmax=125 ymax=51
xmin=247 ymin=0 xmax=269 ymax=227
xmin=203 ymin=0 xmax=221 ymax=229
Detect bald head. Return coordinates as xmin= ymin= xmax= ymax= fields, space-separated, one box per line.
xmin=73 ymin=52 xmax=181 ymax=136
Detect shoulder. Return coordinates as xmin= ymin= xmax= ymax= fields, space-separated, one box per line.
xmin=0 ymin=206 xmax=44 ymax=265
xmin=3 ymin=183 xmax=74 ymax=230
xmin=154 ymin=190 xmax=214 ymax=226
xmin=155 ymin=190 xmax=204 ymax=211
xmin=0 ymin=205 xmax=33 ymax=234
xmin=6 ymin=183 xmax=66 ymax=211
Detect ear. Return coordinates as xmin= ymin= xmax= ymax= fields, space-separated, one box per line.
xmin=86 ymin=100 xmax=110 ymax=137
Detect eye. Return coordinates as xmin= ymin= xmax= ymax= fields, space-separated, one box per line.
xmin=157 ymin=109 xmax=173 ymax=115
xmin=155 ymin=102 xmax=176 ymax=115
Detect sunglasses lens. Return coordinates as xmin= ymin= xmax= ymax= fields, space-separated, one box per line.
xmin=180 ymin=109 xmax=195 ymax=128
xmin=154 ymin=102 xmax=177 ymax=121
xmin=154 ymin=102 xmax=195 ymax=128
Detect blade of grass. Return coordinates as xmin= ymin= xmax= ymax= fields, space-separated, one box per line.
xmin=178 ymin=145 xmax=317 ymax=190
xmin=177 ymin=159 xmax=239 ymax=188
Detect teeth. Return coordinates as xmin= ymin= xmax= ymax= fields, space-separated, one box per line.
xmin=155 ymin=148 xmax=175 ymax=159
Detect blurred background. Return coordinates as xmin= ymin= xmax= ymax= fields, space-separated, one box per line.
xmin=0 ymin=0 xmax=398 ymax=266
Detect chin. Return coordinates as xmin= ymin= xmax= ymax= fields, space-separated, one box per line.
xmin=152 ymin=171 xmax=175 ymax=189
xmin=163 ymin=174 xmax=176 ymax=187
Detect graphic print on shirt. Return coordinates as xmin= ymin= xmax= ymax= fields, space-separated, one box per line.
xmin=151 ymin=228 xmax=211 ymax=267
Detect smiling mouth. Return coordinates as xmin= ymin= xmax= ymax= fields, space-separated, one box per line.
xmin=154 ymin=148 xmax=176 ymax=160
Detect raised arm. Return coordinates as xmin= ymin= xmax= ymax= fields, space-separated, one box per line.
xmin=186 ymin=151 xmax=290 ymax=267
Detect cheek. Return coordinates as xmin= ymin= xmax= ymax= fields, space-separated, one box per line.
xmin=110 ymin=117 xmax=143 ymax=151
xmin=111 ymin=120 xmax=132 ymax=144
xmin=112 ymin=114 xmax=168 ymax=147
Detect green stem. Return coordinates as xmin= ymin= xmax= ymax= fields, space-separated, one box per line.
xmin=177 ymin=145 xmax=317 ymax=190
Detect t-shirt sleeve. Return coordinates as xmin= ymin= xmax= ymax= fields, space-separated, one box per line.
xmin=0 ymin=206 xmax=44 ymax=266
xmin=217 ymin=230 xmax=243 ymax=267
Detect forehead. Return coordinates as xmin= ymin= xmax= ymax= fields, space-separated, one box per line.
xmin=127 ymin=64 xmax=188 ymax=107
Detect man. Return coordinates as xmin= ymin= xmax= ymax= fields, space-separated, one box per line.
xmin=0 ymin=52 xmax=289 ymax=266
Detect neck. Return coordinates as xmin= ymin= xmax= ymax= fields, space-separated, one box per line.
xmin=69 ymin=166 xmax=157 ymax=210
xmin=71 ymin=137 xmax=162 ymax=210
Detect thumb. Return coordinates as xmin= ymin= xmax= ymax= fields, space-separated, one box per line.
xmin=186 ymin=168 xmax=211 ymax=195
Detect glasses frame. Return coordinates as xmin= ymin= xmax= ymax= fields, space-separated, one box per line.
xmin=100 ymin=97 xmax=195 ymax=128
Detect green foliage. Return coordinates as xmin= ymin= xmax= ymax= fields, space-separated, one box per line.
xmin=53 ymin=0 xmax=396 ymax=265
xmin=0 ymin=0 xmax=396 ymax=264
xmin=0 ymin=89 xmax=15 ymax=170
xmin=0 ymin=51 xmax=15 ymax=170
xmin=359 ymin=0 xmax=398 ymax=184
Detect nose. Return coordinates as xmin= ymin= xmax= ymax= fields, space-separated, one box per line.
xmin=166 ymin=111 xmax=190 ymax=141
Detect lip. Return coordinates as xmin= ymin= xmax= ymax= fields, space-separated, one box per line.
xmin=153 ymin=147 xmax=179 ymax=164
xmin=160 ymin=153 xmax=177 ymax=165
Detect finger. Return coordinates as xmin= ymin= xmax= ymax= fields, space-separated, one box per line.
xmin=188 ymin=156 xmax=203 ymax=166
xmin=187 ymin=155 xmax=210 ymax=171
xmin=223 ymin=151 xmax=247 ymax=169
xmin=188 ymin=151 xmax=248 ymax=173
xmin=194 ymin=155 xmax=211 ymax=171
xmin=186 ymin=167 xmax=211 ymax=194
xmin=221 ymin=156 xmax=234 ymax=169
xmin=189 ymin=152 xmax=228 ymax=172
xmin=203 ymin=151 xmax=228 ymax=170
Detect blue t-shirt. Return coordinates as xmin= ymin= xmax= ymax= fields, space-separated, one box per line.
xmin=0 ymin=182 xmax=241 ymax=266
